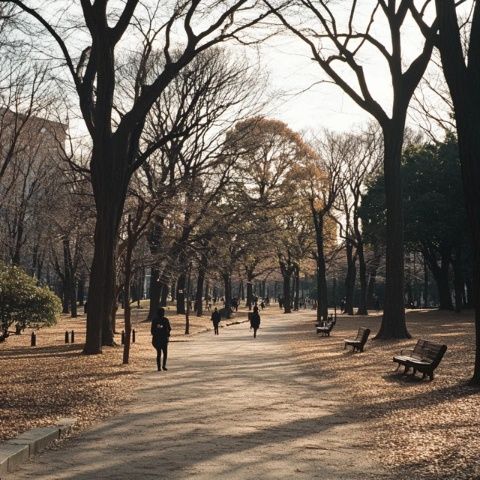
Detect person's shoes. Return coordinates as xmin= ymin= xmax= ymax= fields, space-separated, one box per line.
xmin=162 ymin=367 xmax=168 ymax=371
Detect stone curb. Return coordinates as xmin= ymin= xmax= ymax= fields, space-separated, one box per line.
xmin=0 ymin=418 xmax=76 ymax=477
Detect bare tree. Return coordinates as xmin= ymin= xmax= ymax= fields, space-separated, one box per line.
xmin=294 ymin=131 xmax=345 ymax=323
xmin=414 ymin=0 xmax=480 ymax=384
xmin=334 ymin=127 xmax=382 ymax=316
xmin=266 ymin=0 xmax=437 ymax=338
xmin=4 ymin=0 xmax=270 ymax=353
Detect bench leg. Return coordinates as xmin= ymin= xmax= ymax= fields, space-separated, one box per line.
xmin=394 ymin=363 xmax=401 ymax=372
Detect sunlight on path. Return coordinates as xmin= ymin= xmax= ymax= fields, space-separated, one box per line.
xmin=7 ymin=312 xmax=385 ymax=480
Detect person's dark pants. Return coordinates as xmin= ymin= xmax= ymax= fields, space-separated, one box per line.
xmin=155 ymin=343 xmax=168 ymax=370
xmin=214 ymin=323 xmax=219 ymax=335
xmin=253 ymin=327 xmax=258 ymax=338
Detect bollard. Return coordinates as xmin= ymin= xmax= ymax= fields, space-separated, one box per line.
xmin=31 ymin=331 xmax=36 ymax=347
xmin=121 ymin=330 xmax=125 ymax=345
xmin=71 ymin=330 xmax=75 ymax=343
xmin=65 ymin=331 xmax=69 ymax=343
xmin=132 ymin=329 xmax=136 ymax=343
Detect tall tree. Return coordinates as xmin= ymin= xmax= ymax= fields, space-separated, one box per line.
xmin=266 ymin=0 xmax=437 ymax=338
xmin=6 ymin=0 xmax=268 ymax=353
xmin=414 ymin=0 xmax=480 ymax=382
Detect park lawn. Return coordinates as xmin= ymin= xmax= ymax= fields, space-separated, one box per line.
xmin=290 ymin=309 xmax=480 ymax=480
xmin=0 ymin=303 xmax=246 ymax=442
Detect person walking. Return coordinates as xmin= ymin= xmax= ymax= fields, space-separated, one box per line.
xmin=250 ymin=306 xmax=261 ymax=338
xmin=211 ymin=307 xmax=221 ymax=335
xmin=151 ymin=307 xmax=171 ymax=371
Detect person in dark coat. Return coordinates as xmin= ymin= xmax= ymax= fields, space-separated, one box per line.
xmin=151 ymin=307 xmax=171 ymax=371
xmin=250 ymin=306 xmax=261 ymax=338
xmin=211 ymin=307 xmax=221 ymax=335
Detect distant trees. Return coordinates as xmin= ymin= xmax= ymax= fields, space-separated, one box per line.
xmin=227 ymin=117 xmax=314 ymax=313
xmin=267 ymin=0 xmax=437 ymax=339
xmin=361 ymin=135 xmax=470 ymax=314
xmin=6 ymin=0 xmax=270 ymax=354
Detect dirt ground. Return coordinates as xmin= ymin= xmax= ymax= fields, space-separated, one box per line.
xmin=289 ymin=308 xmax=480 ymax=480
xmin=1 ymin=305 xmax=479 ymax=479
xmin=0 ymin=302 xmax=248 ymax=442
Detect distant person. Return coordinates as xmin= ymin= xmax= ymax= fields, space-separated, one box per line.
xmin=278 ymin=297 xmax=283 ymax=309
xmin=151 ymin=307 xmax=171 ymax=371
xmin=340 ymin=297 xmax=346 ymax=313
xmin=211 ymin=307 xmax=221 ymax=335
xmin=375 ymin=297 xmax=380 ymax=312
xmin=232 ymin=297 xmax=239 ymax=312
xmin=250 ymin=306 xmax=261 ymax=338
xmin=260 ymin=300 xmax=265 ymax=310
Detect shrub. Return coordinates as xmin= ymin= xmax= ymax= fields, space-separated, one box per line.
xmin=0 ymin=262 xmax=61 ymax=342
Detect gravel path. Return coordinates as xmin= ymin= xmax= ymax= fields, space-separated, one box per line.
xmin=7 ymin=312 xmax=386 ymax=479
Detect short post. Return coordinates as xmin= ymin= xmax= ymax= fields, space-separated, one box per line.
xmin=121 ymin=330 xmax=125 ymax=345
xmin=31 ymin=331 xmax=36 ymax=347
xmin=132 ymin=329 xmax=136 ymax=343
xmin=71 ymin=330 xmax=75 ymax=343
xmin=65 ymin=331 xmax=69 ymax=343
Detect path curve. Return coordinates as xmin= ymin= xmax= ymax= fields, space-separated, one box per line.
xmin=7 ymin=312 xmax=385 ymax=480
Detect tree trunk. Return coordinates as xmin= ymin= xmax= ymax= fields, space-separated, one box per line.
xmin=434 ymin=0 xmax=480 ymax=382
xmin=356 ymin=240 xmax=368 ymax=315
xmin=283 ymin=271 xmax=292 ymax=313
xmin=70 ymin=278 xmax=78 ymax=318
xmin=246 ymin=275 xmax=254 ymax=310
xmin=344 ymin=241 xmax=356 ymax=315
xmin=185 ymin=266 xmax=191 ymax=334
xmin=78 ymin=274 xmax=85 ymax=306
xmin=367 ymin=247 xmax=381 ymax=309
xmin=424 ymin=247 xmax=453 ymax=310
xmin=313 ymin=213 xmax=328 ymax=323
xmin=376 ymin=124 xmax=410 ymax=339
xmin=223 ymin=272 xmax=232 ymax=318
xmin=452 ymin=244 xmax=464 ymax=313
xmin=195 ymin=258 xmax=207 ymax=317
xmin=423 ymin=254 xmax=429 ymax=308
xmin=123 ymin=222 xmax=133 ymax=364
xmin=160 ymin=283 xmax=168 ymax=307
xmin=176 ymin=272 xmax=186 ymax=314
xmin=294 ymin=266 xmax=300 ymax=311
xmin=148 ymin=267 xmax=162 ymax=320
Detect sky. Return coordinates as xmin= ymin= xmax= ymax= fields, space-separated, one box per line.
xmin=26 ymin=0 xmax=446 ymax=140
xmin=257 ymin=36 xmax=372 ymax=133
xmin=242 ymin=1 xmax=442 ymax=137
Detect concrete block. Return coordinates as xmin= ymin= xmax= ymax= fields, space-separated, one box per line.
xmin=0 ymin=442 xmax=29 ymax=473
xmin=7 ymin=427 xmax=59 ymax=455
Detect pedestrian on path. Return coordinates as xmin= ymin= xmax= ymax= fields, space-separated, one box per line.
xmin=250 ymin=306 xmax=261 ymax=338
xmin=211 ymin=307 xmax=221 ymax=335
xmin=151 ymin=307 xmax=171 ymax=371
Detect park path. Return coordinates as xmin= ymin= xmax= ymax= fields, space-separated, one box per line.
xmin=7 ymin=312 xmax=385 ymax=480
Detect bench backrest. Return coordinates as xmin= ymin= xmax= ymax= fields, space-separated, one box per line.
xmin=419 ymin=340 xmax=447 ymax=366
xmin=355 ymin=327 xmax=371 ymax=345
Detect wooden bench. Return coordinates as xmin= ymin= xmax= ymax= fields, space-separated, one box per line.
xmin=344 ymin=327 xmax=370 ymax=352
xmin=393 ymin=339 xmax=447 ymax=381
xmin=316 ymin=316 xmax=336 ymax=336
